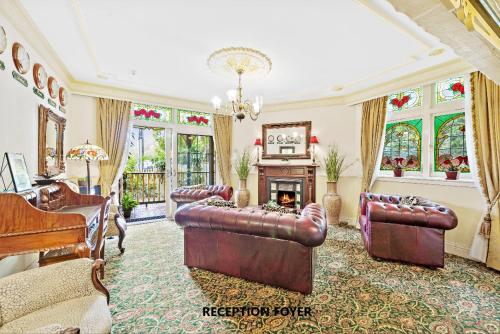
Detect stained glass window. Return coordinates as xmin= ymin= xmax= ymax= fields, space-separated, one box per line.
xmin=386 ymin=87 xmax=423 ymax=113
xmin=177 ymin=109 xmax=212 ymax=127
xmin=380 ymin=119 xmax=422 ymax=171
xmin=132 ymin=103 xmax=172 ymax=123
xmin=435 ymin=76 xmax=465 ymax=104
xmin=434 ymin=112 xmax=470 ymax=172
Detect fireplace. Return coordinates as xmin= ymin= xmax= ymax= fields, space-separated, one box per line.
xmin=268 ymin=178 xmax=303 ymax=209
xmin=257 ymin=164 xmax=316 ymax=209
xmin=278 ymin=190 xmax=296 ymax=208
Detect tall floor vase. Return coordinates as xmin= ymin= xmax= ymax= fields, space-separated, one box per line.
xmin=323 ymin=181 xmax=342 ymax=225
xmin=235 ymin=179 xmax=250 ymax=208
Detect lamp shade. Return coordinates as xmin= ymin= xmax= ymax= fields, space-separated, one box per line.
xmin=254 ymin=138 xmax=262 ymax=146
xmin=66 ymin=140 xmax=109 ymax=161
xmin=310 ymin=136 xmax=319 ymax=144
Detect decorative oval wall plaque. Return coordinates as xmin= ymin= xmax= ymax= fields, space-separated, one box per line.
xmin=33 ymin=63 xmax=48 ymax=89
xmin=48 ymin=76 xmax=59 ymax=99
xmin=59 ymin=87 xmax=67 ymax=106
xmin=0 ymin=26 xmax=7 ymax=54
xmin=12 ymin=42 xmax=30 ymax=74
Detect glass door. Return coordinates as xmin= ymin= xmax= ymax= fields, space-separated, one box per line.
xmin=176 ymin=134 xmax=215 ymax=187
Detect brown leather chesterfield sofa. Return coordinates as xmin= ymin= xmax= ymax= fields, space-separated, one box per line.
xmin=359 ymin=192 xmax=458 ymax=268
xmin=175 ymin=197 xmax=327 ymax=294
xmin=170 ymin=185 xmax=233 ymax=207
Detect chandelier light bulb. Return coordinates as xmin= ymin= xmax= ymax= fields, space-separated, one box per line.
xmin=253 ymin=101 xmax=260 ymax=114
xmin=227 ymin=89 xmax=237 ymax=102
xmin=211 ymin=96 xmax=221 ymax=110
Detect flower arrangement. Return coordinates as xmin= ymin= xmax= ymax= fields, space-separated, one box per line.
xmin=234 ymin=150 xmax=252 ymax=180
xmin=382 ymin=156 xmax=419 ymax=177
xmin=438 ymin=155 xmax=468 ymax=171
xmin=450 ymin=82 xmax=465 ymax=96
xmin=438 ymin=154 xmax=468 ymax=180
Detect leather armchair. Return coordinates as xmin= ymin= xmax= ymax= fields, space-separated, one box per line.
xmin=170 ymin=184 xmax=233 ymax=206
xmin=359 ymin=192 xmax=458 ymax=268
xmin=0 ymin=259 xmax=111 ymax=334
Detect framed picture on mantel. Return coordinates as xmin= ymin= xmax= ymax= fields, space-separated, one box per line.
xmin=262 ymin=121 xmax=311 ymax=160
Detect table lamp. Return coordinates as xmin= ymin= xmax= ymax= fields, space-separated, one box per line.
xmin=66 ymin=140 xmax=109 ymax=194
xmin=254 ymin=138 xmax=262 ymax=163
xmin=310 ymin=136 xmax=319 ymax=163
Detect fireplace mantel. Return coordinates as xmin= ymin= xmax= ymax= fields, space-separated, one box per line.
xmin=256 ymin=164 xmax=317 ymax=208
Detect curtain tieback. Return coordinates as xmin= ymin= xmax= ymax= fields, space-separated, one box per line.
xmin=480 ymin=193 xmax=500 ymax=239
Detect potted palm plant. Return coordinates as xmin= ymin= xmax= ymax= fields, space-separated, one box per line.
xmin=234 ymin=150 xmax=252 ymax=208
xmin=121 ymin=192 xmax=139 ymax=218
xmin=323 ymin=145 xmax=353 ymax=225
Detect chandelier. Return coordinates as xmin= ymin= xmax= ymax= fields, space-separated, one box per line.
xmin=208 ymin=47 xmax=272 ymax=121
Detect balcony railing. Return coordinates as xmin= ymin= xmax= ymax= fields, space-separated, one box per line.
xmin=123 ymin=172 xmax=165 ymax=204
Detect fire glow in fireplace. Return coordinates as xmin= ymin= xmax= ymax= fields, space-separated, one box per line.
xmin=268 ymin=178 xmax=303 ymax=209
xmin=278 ymin=190 xmax=296 ymax=208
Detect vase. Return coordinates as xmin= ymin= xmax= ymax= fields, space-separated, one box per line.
xmin=393 ymin=168 xmax=403 ymax=177
xmin=235 ymin=179 xmax=250 ymax=208
xmin=322 ymin=181 xmax=342 ymax=225
xmin=445 ymin=171 xmax=459 ymax=180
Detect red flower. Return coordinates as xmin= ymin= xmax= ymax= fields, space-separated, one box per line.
xmin=451 ymin=82 xmax=465 ymax=95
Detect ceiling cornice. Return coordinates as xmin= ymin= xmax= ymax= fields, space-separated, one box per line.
xmin=0 ymin=0 xmax=74 ymax=86
xmin=1 ymin=0 xmax=475 ymax=113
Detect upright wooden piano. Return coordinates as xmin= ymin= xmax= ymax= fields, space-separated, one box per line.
xmin=0 ymin=182 xmax=107 ymax=261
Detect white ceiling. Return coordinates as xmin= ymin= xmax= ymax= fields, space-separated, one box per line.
xmin=19 ymin=0 xmax=460 ymax=104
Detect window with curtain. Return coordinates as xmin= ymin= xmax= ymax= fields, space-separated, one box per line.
xmin=379 ymin=76 xmax=470 ymax=178
xmin=177 ymin=134 xmax=215 ymax=186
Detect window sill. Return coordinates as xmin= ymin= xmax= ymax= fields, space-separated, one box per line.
xmin=376 ymin=176 xmax=476 ymax=188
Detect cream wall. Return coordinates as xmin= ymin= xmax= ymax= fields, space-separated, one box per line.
xmin=231 ymin=103 xmax=484 ymax=258
xmin=0 ymin=13 xmax=69 ymax=277
xmin=231 ymin=104 xmax=363 ymax=224
xmin=65 ymin=94 xmax=99 ymax=182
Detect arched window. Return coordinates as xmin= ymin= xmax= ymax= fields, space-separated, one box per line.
xmin=380 ymin=119 xmax=422 ymax=171
xmin=434 ymin=112 xmax=469 ymax=172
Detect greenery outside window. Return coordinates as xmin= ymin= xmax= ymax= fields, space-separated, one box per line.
xmin=177 ymin=134 xmax=215 ymax=186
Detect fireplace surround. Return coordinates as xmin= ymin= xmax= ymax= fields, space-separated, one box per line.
xmin=257 ymin=164 xmax=317 ymax=209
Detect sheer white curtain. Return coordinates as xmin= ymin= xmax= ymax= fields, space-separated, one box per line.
xmin=464 ymin=73 xmax=488 ymax=262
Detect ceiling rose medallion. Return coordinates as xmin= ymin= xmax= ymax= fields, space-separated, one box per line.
xmin=208 ymin=47 xmax=272 ymax=121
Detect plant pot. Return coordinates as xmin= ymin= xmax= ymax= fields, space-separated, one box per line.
xmin=235 ymin=179 xmax=250 ymax=208
xmin=322 ymin=181 xmax=342 ymax=225
xmin=123 ymin=208 xmax=132 ymax=219
xmin=393 ymin=168 xmax=403 ymax=177
xmin=445 ymin=171 xmax=459 ymax=180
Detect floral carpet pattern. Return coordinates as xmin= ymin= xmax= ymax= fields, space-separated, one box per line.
xmin=103 ymin=221 xmax=499 ymax=333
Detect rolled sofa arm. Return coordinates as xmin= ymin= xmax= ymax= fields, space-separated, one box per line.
xmin=206 ymin=185 xmax=233 ymax=201
xmin=170 ymin=188 xmax=214 ymax=203
xmin=366 ymin=201 xmax=458 ymax=230
xmin=0 ymin=259 xmax=109 ymax=325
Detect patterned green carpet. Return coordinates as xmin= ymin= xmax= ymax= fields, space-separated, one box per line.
xmin=103 ymin=221 xmax=499 ymax=333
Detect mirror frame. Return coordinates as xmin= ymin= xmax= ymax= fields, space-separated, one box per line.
xmin=38 ymin=105 xmax=66 ymax=176
xmin=262 ymin=121 xmax=311 ymax=160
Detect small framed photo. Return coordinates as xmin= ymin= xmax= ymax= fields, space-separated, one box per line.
xmin=5 ymin=153 xmax=32 ymax=192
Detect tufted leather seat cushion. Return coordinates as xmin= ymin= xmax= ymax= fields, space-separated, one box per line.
xmin=175 ymin=196 xmax=327 ymax=247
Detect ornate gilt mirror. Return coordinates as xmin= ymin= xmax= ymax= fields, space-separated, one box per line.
xmin=262 ymin=121 xmax=311 ymax=160
xmin=38 ymin=105 xmax=66 ymax=176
